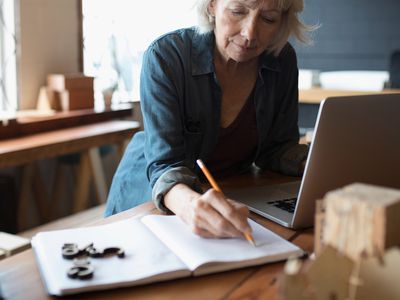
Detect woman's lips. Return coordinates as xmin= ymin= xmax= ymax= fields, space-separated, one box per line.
xmin=232 ymin=41 xmax=257 ymax=51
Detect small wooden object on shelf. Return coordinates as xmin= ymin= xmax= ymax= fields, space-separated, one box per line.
xmin=46 ymin=73 xmax=95 ymax=111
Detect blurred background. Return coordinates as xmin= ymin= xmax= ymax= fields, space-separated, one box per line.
xmin=0 ymin=0 xmax=399 ymax=233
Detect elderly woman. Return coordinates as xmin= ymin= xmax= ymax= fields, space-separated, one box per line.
xmin=105 ymin=0 xmax=313 ymax=238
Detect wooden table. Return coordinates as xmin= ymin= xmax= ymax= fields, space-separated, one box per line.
xmin=0 ymin=170 xmax=315 ymax=300
xmin=0 ymin=104 xmax=135 ymax=140
xmin=0 ymin=120 xmax=140 ymax=230
xmin=299 ymin=87 xmax=400 ymax=104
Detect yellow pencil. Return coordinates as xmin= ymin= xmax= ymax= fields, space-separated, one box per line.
xmin=196 ymin=159 xmax=256 ymax=247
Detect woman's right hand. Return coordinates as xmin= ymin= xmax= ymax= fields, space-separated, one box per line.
xmin=164 ymin=184 xmax=252 ymax=238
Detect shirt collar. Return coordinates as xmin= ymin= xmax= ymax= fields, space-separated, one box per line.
xmin=191 ymin=30 xmax=215 ymax=76
xmin=259 ymin=50 xmax=281 ymax=72
xmin=191 ymin=29 xmax=281 ymax=75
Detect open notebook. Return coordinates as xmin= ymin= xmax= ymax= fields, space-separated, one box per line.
xmin=32 ymin=215 xmax=303 ymax=296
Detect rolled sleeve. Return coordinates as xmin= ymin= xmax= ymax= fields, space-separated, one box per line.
xmin=139 ymin=30 xmax=208 ymax=213
xmin=152 ymin=167 xmax=203 ymax=213
xmin=279 ymin=144 xmax=309 ymax=176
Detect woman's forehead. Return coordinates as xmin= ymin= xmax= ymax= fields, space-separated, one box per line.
xmin=221 ymin=0 xmax=288 ymax=10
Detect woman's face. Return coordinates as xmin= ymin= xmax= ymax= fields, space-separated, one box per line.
xmin=209 ymin=0 xmax=283 ymax=63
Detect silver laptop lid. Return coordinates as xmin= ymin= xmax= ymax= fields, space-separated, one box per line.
xmin=292 ymin=93 xmax=400 ymax=228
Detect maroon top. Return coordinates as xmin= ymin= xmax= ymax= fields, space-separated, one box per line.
xmin=206 ymin=92 xmax=258 ymax=178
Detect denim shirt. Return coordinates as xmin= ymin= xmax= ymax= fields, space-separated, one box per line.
xmin=105 ymin=27 xmax=309 ymax=216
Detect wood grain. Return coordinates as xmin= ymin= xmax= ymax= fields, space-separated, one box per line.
xmin=0 ymin=120 xmax=140 ymax=168
xmin=0 ymin=104 xmax=133 ymax=140
xmin=0 ymin=173 xmax=312 ymax=300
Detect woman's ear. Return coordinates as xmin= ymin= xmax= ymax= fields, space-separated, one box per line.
xmin=208 ymin=0 xmax=216 ymax=17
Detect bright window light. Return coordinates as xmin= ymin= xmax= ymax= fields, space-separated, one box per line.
xmin=0 ymin=0 xmax=18 ymax=118
xmin=82 ymin=0 xmax=197 ymax=106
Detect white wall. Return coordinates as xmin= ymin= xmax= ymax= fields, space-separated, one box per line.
xmin=19 ymin=0 xmax=82 ymax=109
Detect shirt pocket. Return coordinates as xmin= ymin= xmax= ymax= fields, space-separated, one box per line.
xmin=183 ymin=119 xmax=203 ymax=163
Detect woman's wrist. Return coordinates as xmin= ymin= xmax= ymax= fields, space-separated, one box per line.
xmin=164 ymin=183 xmax=200 ymax=216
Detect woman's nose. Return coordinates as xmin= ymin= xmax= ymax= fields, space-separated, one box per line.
xmin=241 ymin=15 xmax=257 ymax=46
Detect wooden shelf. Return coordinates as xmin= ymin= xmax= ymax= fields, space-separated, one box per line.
xmin=0 ymin=104 xmax=134 ymax=140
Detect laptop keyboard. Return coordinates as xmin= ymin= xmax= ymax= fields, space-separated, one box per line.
xmin=269 ymin=198 xmax=297 ymax=213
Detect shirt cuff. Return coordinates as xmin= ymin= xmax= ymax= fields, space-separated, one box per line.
xmin=279 ymin=144 xmax=309 ymax=176
xmin=152 ymin=166 xmax=203 ymax=213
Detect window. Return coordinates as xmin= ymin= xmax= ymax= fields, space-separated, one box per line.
xmin=82 ymin=0 xmax=197 ymax=106
xmin=0 ymin=0 xmax=18 ymax=117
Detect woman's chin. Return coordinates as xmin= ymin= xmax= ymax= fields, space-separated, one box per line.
xmin=230 ymin=52 xmax=257 ymax=63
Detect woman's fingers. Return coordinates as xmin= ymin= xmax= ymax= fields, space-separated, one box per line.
xmin=205 ymin=189 xmax=252 ymax=235
xmin=228 ymin=199 xmax=250 ymax=216
xmin=191 ymin=226 xmax=217 ymax=238
xmin=188 ymin=197 xmax=239 ymax=237
xmin=188 ymin=189 xmax=250 ymax=237
xmin=169 ymin=184 xmax=252 ymax=238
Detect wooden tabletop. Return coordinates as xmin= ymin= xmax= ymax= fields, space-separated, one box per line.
xmin=0 ymin=120 xmax=140 ymax=168
xmin=0 ymin=170 xmax=315 ymax=300
xmin=299 ymin=87 xmax=400 ymax=104
xmin=0 ymin=104 xmax=134 ymax=140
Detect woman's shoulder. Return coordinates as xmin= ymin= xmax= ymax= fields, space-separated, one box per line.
xmin=147 ymin=27 xmax=199 ymax=52
xmin=259 ymin=42 xmax=297 ymax=74
xmin=277 ymin=42 xmax=297 ymax=61
xmin=273 ymin=42 xmax=298 ymax=74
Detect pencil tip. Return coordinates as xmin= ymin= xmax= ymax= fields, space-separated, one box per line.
xmin=245 ymin=233 xmax=256 ymax=247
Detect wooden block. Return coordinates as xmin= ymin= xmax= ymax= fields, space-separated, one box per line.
xmin=280 ymin=258 xmax=313 ymax=300
xmin=307 ymin=246 xmax=354 ymax=300
xmin=47 ymin=73 xmax=94 ymax=111
xmin=0 ymin=232 xmax=30 ymax=257
xmin=37 ymin=86 xmax=68 ymax=111
xmin=60 ymin=89 xmax=94 ymax=111
xmin=322 ymin=183 xmax=400 ymax=260
xmin=280 ymin=245 xmax=400 ymax=300
xmin=47 ymin=73 xmax=94 ymax=92
xmin=355 ymin=247 xmax=400 ymax=300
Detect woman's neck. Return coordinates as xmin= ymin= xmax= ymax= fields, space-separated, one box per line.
xmin=214 ymin=49 xmax=259 ymax=76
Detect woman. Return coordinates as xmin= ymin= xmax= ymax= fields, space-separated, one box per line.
xmin=105 ymin=0 xmax=314 ymax=238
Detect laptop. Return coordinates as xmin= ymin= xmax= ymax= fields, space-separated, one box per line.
xmin=225 ymin=93 xmax=400 ymax=229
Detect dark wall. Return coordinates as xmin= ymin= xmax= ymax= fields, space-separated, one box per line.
xmin=294 ymin=0 xmax=400 ymax=71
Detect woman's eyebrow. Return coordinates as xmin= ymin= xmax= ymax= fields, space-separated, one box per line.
xmin=232 ymin=0 xmax=259 ymax=9
xmin=261 ymin=9 xmax=281 ymax=14
xmin=235 ymin=0 xmax=281 ymax=12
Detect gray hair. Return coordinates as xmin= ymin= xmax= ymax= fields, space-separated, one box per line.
xmin=195 ymin=0 xmax=316 ymax=56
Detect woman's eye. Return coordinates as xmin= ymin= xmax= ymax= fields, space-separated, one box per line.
xmin=231 ymin=10 xmax=246 ymax=16
xmin=261 ymin=16 xmax=276 ymax=24
xmin=229 ymin=6 xmax=246 ymax=16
